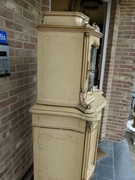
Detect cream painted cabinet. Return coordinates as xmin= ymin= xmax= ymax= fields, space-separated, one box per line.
xmin=30 ymin=11 xmax=106 ymax=180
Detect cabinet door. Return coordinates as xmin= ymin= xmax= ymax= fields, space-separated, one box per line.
xmin=82 ymin=121 xmax=100 ymax=180
xmin=33 ymin=127 xmax=85 ymax=180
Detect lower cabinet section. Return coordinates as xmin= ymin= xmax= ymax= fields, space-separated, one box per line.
xmin=31 ymin=105 xmax=101 ymax=180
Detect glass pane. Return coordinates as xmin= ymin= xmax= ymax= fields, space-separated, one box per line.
xmin=87 ymin=45 xmax=97 ymax=91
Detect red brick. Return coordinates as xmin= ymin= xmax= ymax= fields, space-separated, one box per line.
xmin=24 ymin=42 xmax=36 ymax=49
xmin=9 ymin=72 xmax=24 ymax=80
xmin=30 ymin=36 xmax=37 ymax=43
xmin=24 ymin=57 xmax=36 ymax=63
xmin=18 ymin=103 xmax=31 ymax=114
xmin=30 ymin=63 xmax=37 ymax=70
xmin=30 ymin=21 xmax=37 ymax=29
xmin=14 ymin=32 xmax=29 ymax=41
xmin=0 ymin=7 xmax=13 ymax=19
xmin=0 ymin=16 xmax=4 ymax=26
xmin=5 ymin=20 xmax=22 ymax=31
xmin=1 ymin=175 xmax=6 ymax=180
xmin=16 ymin=64 xmax=29 ymax=71
xmin=23 ymin=10 xmax=35 ymax=21
xmin=5 ymin=165 xmax=14 ymax=180
xmin=42 ymin=0 xmax=49 ymax=6
xmin=4 ymin=154 xmax=12 ymax=166
xmin=0 ymin=107 xmax=9 ymax=118
xmin=25 ymin=82 xmax=36 ymax=90
xmin=15 ymin=14 xmax=29 ymax=26
xmin=11 ymin=113 xmax=25 ymax=126
xmin=9 ymin=86 xmax=24 ymax=96
xmin=0 ymin=92 xmax=8 ymax=100
xmin=29 ymin=49 xmax=37 ymax=56
xmin=22 ymin=26 xmax=36 ymax=35
xmin=25 ymin=70 xmax=36 ymax=77
xmin=10 ymin=65 xmax=16 ymax=72
xmin=1 ymin=137 xmax=10 ymax=148
xmin=9 ymin=123 xmax=19 ymax=135
xmin=10 ymin=100 xmax=24 ymax=111
xmin=0 ymin=123 xmax=9 ymax=133
xmin=41 ymin=6 xmax=49 ymax=11
xmin=8 ymin=39 xmax=22 ymax=48
xmin=15 ymin=49 xmax=29 ymax=56
xmin=27 ymin=0 xmax=35 ymax=6
xmin=17 ymin=77 xmax=32 ymax=86
xmin=30 ymin=6 xmax=40 ymax=16
xmin=14 ymin=0 xmax=29 ymax=10
xmin=4 ymin=1 xmax=22 ymax=14
xmin=13 ymin=146 xmax=25 ymax=163
xmin=6 ymin=173 xmax=14 ymax=180
xmin=9 ymin=47 xmax=15 ymax=56
xmin=1 ymin=111 xmax=17 ymax=125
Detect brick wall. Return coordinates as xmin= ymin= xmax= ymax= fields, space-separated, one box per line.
xmin=0 ymin=1 xmax=50 ymax=180
xmin=101 ymin=0 xmax=135 ymax=141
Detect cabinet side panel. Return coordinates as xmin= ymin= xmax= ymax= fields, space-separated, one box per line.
xmin=33 ymin=127 xmax=84 ymax=180
xmin=37 ymin=31 xmax=83 ymax=106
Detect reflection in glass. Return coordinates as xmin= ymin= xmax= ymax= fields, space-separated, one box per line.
xmin=87 ymin=45 xmax=97 ymax=91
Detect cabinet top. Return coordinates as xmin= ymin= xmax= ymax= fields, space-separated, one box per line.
xmin=43 ymin=11 xmax=90 ymax=27
xmin=37 ymin=11 xmax=102 ymax=38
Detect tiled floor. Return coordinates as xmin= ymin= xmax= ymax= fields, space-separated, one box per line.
xmin=91 ymin=139 xmax=135 ymax=180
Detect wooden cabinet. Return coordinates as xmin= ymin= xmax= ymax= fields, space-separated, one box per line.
xmin=30 ymin=11 xmax=106 ymax=180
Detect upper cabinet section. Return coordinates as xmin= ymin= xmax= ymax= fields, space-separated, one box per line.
xmin=36 ymin=11 xmax=106 ymax=113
